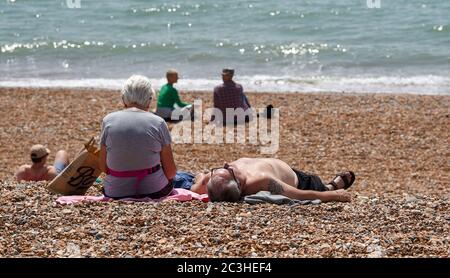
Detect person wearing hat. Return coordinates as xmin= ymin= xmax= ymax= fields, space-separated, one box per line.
xmin=15 ymin=145 xmax=70 ymax=182
xmin=212 ymin=68 xmax=252 ymax=124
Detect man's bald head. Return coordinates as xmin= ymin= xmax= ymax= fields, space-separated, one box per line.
xmin=207 ymin=169 xmax=241 ymax=202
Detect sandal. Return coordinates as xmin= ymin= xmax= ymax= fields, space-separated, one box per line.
xmin=328 ymin=171 xmax=355 ymax=190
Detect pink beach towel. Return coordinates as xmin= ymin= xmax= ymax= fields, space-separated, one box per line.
xmin=56 ymin=188 xmax=209 ymax=205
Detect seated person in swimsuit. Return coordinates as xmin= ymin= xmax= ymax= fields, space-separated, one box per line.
xmin=190 ymin=158 xmax=356 ymax=202
xmin=15 ymin=144 xmax=70 ymax=182
xmin=99 ymin=75 xmax=176 ymax=199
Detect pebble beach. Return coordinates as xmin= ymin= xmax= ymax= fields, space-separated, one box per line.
xmin=0 ymin=88 xmax=449 ymax=257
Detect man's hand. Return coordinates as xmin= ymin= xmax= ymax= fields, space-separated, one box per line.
xmin=333 ymin=189 xmax=352 ymax=202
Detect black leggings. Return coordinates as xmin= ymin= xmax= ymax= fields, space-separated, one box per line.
xmin=291 ymin=169 xmax=328 ymax=191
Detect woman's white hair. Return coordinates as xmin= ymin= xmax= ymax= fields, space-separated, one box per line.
xmin=121 ymin=75 xmax=154 ymax=108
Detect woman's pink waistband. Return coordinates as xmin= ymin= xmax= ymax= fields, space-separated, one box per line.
xmin=106 ymin=164 xmax=161 ymax=178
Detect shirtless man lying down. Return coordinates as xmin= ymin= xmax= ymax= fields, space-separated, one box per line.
xmin=191 ymin=158 xmax=355 ymax=203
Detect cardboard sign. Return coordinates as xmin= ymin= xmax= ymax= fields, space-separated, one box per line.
xmin=48 ymin=138 xmax=102 ymax=196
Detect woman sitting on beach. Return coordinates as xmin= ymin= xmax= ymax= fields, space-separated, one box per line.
xmin=99 ymin=75 xmax=176 ymax=199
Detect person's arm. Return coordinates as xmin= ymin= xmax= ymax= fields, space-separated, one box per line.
xmin=46 ymin=166 xmax=58 ymax=181
xmin=243 ymin=94 xmax=251 ymax=108
xmin=99 ymin=118 xmax=108 ymax=173
xmin=213 ymin=87 xmax=219 ymax=108
xmin=190 ymin=172 xmax=211 ymax=194
xmin=99 ymin=144 xmax=107 ymax=174
xmin=210 ymin=88 xmax=220 ymax=122
xmin=173 ymin=88 xmax=189 ymax=108
xmin=160 ymin=144 xmax=176 ymax=180
xmin=260 ymin=176 xmax=351 ymax=202
xmin=239 ymin=85 xmax=251 ymax=108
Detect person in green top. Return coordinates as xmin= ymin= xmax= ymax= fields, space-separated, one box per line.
xmin=156 ymin=69 xmax=192 ymax=121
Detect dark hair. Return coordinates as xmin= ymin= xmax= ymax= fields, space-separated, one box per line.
xmin=31 ymin=155 xmax=46 ymax=163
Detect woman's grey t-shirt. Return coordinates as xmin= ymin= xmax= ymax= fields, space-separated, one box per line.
xmin=100 ymin=108 xmax=172 ymax=197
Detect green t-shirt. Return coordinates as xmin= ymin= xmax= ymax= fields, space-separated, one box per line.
xmin=157 ymin=83 xmax=189 ymax=108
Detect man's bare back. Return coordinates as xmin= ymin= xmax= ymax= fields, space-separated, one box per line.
xmin=15 ymin=165 xmax=57 ymax=182
xmin=15 ymin=147 xmax=70 ymax=182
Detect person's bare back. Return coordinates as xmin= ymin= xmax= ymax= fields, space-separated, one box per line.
xmin=15 ymin=164 xmax=56 ymax=182
xmin=15 ymin=145 xmax=70 ymax=182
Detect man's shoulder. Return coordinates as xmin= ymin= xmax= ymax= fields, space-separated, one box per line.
xmin=161 ymin=83 xmax=177 ymax=93
xmin=46 ymin=166 xmax=58 ymax=179
xmin=241 ymin=171 xmax=269 ymax=196
xmin=160 ymin=83 xmax=170 ymax=92
xmin=17 ymin=164 xmax=31 ymax=172
xmin=214 ymin=83 xmax=225 ymax=90
xmin=15 ymin=165 xmax=30 ymax=181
